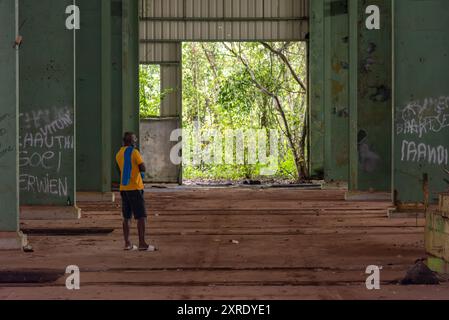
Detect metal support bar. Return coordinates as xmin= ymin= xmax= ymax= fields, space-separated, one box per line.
xmin=139 ymin=17 xmax=308 ymax=22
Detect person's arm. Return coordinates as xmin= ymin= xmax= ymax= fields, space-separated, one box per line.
xmin=139 ymin=163 xmax=146 ymax=178
xmin=115 ymin=154 xmax=121 ymax=176
xmin=134 ymin=150 xmax=146 ymax=179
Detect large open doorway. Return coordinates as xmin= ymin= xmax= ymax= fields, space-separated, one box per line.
xmin=137 ymin=0 xmax=309 ymax=186
xmin=138 ymin=41 xmax=308 ymax=185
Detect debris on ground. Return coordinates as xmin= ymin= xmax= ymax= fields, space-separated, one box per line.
xmin=242 ymin=179 xmax=262 ymax=185
xmin=400 ymin=260 xmax=440 ymax=285
xmin=230 ymin=240 xmax=240 ymax=244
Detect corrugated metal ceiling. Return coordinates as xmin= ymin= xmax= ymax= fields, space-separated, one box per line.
xmin=140 ymin=0 xmax=308 ymax=63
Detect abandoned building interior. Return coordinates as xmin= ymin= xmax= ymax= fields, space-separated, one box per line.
xmin=1 ymin=0 xmax=449 ymax=299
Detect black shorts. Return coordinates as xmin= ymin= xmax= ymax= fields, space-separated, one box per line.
xmin=120 ymin=190 xmax=147 ymax=220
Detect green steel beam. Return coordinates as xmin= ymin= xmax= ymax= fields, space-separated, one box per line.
xmin=101 ymin=0 xmax=112 ymax=192
xmin=0 ymin=0 xmax=19 ymax=231
xmin=348 ymin=0 xmax=358 ymax=190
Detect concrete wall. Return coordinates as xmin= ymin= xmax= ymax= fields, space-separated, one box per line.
xmin=140 ymin=118 xmax=181 ymax=183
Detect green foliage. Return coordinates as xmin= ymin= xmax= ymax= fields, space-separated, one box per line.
xmin=139 ymin=64 xmax=160 ymax=118
xmin=181 ymin=42 xmax=307 ymax=181
xmin=139 ymin=42 xmax=307 ymax=182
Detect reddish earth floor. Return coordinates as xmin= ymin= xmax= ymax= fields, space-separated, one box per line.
xmin=0 ymin=187 xmax=448 ymax=300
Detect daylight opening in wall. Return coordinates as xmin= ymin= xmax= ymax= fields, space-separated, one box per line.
xmin=181 ymin=42 xmax=308 ymax=185
xmin=139 ymin=64 xmax=161 ymax=118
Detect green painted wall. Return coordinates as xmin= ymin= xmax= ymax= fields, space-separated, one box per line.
xmin=393 ymin=0 xmax=449 ymax=203
xmin=76 ymin=0 xmax=103 ymax=192
xmin=356 ymin=0 xmax=392 ymax=192
xmin=19 ymin=0 xmax=75 ymax=206
xmin=0 ymin=0 xmax=19 ymax=231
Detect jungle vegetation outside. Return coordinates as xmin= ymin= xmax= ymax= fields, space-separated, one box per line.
xmin=140 ymin=42 xmax=308 ymax=183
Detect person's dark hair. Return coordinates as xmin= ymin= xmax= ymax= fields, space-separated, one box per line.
xmin=123 ymin=132 xmax=135 ymax=145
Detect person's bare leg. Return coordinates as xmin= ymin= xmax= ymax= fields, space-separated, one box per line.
xmin=137 ymin=218 xmax=149 ymax=249
xmin=123 ymin=219 xmax=132 ymax=248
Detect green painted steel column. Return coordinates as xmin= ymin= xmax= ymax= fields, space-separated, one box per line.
xmin=102 ymin=0 xmax=112 ymax=192
xmin=308 ymin=0 xmax=325 ymax=178
xmin=356 ymin=0 xmax=392 ymax=192
xmin=76 ymin=0 xmax=103 ymax=192
xmin=0 ymin=0 xmax=19 ymax=232
xmin=324 ymin=0 xmax=350 ymax=183
xmin=323 ymin=0 xmax=332 ymax=181
xmin=122 ymin=0 xmax=139 ymax=135
xmin=160 ymin=42 xmax=182 ymax=119
xmin=348 ymin=0 xmax=358 ymax=191
xmin=111 ymin=0 xmax=123 ymax=185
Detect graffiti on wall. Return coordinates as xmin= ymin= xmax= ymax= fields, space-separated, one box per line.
xmin=396 ymin=96 xmax=449 ymax=138
xmin=396 ymin=96 xmax=449 ymax=176
xmin=19 ymin=106 xmax=73 ymax=198
xmin=401 ymin=140 xmax=448 ymax=166
xmin=397 ymin=96 xmax=449 ymax=168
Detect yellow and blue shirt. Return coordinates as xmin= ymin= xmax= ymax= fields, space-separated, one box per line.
xmin=116 ymin=147 xmax=145 ymax=191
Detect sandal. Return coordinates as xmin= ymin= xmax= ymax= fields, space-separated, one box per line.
xmin=124 ymin=244 xmax=138 ymax=251
xmin=139 ymin=245 xmax=157 ymax=252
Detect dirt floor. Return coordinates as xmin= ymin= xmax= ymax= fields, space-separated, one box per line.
xmin=0 ymin=187 xmax=448 ymax=300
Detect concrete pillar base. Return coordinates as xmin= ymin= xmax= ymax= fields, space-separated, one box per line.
xmin=345 ymin=191 xmax=392 ymax=202
xmin=0 ymin=231 xmax=28 ymax=250
xmin=20 ymin=206 xmax=81 ymax=220
xmin=77 ymin=192 xmax=115 ymax=202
